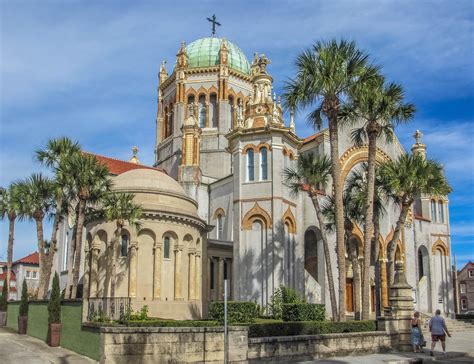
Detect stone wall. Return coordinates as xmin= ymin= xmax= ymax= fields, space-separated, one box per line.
xmin=99 ymin=326 xmax=248 ymax=364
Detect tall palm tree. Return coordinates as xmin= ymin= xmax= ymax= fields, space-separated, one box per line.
xmin=16 ymin=174 xmax=55 ymax=297
xmin=283 ymin=154 xmax=338 ymax=319
xmin=379 ymin=154 xmax=451 ymax=288
xmin=0 ymin=185 xmax=22 ymax=298
xmin=340 ymin=76 xmax=415 ymax=319
xmin=284 ymin=39 xmax=378 ymax=320
xmin=101 ymin=192 xmax=142 ymax=298
xmin=36 ymin=137 xmax=81 ymax=298
xmin=56 ymin=153 xmax=111 ymax=298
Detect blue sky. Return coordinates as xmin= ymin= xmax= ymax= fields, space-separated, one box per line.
xmin=0 ymin=1 xmax=473 ymax=268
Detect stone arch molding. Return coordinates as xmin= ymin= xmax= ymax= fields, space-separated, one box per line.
xmin=339 ymin=144 xmax=391 ymax=183
xmin=282 ymin=206 xmax=297 ymax=234
xmin=432 ymin=238 xmax=449 ymax=256
xmin=213 ymin=207 xmax=226 ymax=219
xmin=242 ymin=202 xmax=272 ymax=230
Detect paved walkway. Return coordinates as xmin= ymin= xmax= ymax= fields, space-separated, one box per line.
xmin=301 ymin=330 xmax=474 ymax=364
xmin=0 ymin=327 xmax=96 ymax=364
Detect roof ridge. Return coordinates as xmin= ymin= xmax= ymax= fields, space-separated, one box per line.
xmin=83 ymin=151 xmax=156 ymax=168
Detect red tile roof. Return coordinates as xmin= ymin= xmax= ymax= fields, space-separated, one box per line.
xmin=303 ymin=130 xmax=325 ymax=144
xmin=84 ymin=152 xmax=165 ymax=176
xmin=0 ymin=268 xmax=16 ymax=282
xmin=13 ymin=252 xmax=39 ymax=265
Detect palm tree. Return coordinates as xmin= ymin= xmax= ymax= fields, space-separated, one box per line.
xmin=56 ymin=153 xmax=111 ymax=298
xmin=36 ymin=137 xmax=81 ymax=298
xmin=284 ymin=39 xmax=378 ymax=320
xmin=340 ymin=76 xmax=415 ymax=319
xmin=283 ymin=154 xmax=338 ymax=319
xmin=379 ymin=154 xmax=451 ymax=288
xmin=16 ymin=174 xmax=55 ymax=297
xmin=0 ymin=185 xmax=22 ymax=298
xmin=101 ymin=192 xmax=142 ymax=298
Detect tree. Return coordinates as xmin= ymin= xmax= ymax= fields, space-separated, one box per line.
xmin=48 ymin=272 xmax=61 ymax=324
xmin=101 ymin=192 xmax=142 ymax=298
xmin=0 ymin=185 xmax=22 ymax=299
xmin=56 ymin=153 xmax=111 ymax=298
xmin=284 ymin=39 xmax=378 ymax=320
xmin=36 ymin=137 xmax=81 ymax=299
xmin=283 ymin=154 xmax=338 ymax=319
xmin=16 ymin=174 xmax=55 ymax=298
xmin=19 ymin=280 xmax=29 ymax=317
xmin=0 ymin=279 xmax=8 ymax=311
xmin=340 ymin=76 xmax=415 ymax=320
xmin=379 ymin=154 xmax=451 ymax=288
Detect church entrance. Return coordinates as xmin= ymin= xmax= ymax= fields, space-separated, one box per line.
xmin=346 ymin=278 xmax=354 ymax=312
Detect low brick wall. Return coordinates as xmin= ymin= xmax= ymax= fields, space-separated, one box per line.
xmin=248 ymin=331 xmax=396 ymax=362
xmin=100 ymin=326 xmax=248 ymax=364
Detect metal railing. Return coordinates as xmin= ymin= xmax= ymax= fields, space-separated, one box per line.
xmin=87 ymin=297 xmax=131 ymax=322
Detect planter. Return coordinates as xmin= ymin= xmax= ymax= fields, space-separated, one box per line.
xmin=0 ymin=311 xmax=6 ymax=327
xmin=48 ymin=323 xmax=61 ymax=347
xmin=18 ymin=316 xmax=28 ymax=334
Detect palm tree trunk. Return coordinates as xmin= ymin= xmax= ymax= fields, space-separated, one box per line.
xmin=41 ymin=215 xmax=61 ymax=298
xmin=71 ymin=199 xmax=86 ymax=298
xmin=386 ymin=203 xmax=410 ymax=292
xmin=311 ymin=195 xmax=338 ymax=319
xmin=361 ymin=127 xmax=378 ymax=320
xmin=66 ymin=203 xmax=80 ymax=297
xmin=327 ymin=107 xmax=346 ymax=321
xmin=373 ymin=213 xmax=382 ymax=317
xmin=110 ymin=223 xmax=121 ymax=298
xmin=351 ymin=253 xmax=362 ymax=320
xmin=35 ymin=216 xmax=47 ymax=299
xmin=6 ymin=214 xmax=15 ymax=299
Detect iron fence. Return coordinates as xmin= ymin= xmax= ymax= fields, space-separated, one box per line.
xmin=87 ymin=297 xmax=131 ymax=322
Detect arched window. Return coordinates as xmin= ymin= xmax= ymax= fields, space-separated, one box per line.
xmin=431 ymin=200 xmax=437 ymax=222
xmin=217 ymin=215 xmax=224 ymax=240
xmin=260 ymin=147 xmax=268 ymax=180
xmin=228 ymin=96 xmax=235 ymax=128
xmin=163 ymin=236 xmax=171 ymax=259
xmin=417 ymin=248 xmax=424 ymax=279
xmin=247 ymin=149 xmax=255 ymax=181
xmin=210 ymin=93 xmax=218 ymax=128
xmin=438 ymin=200 xmax=444 ymax=223
xmin=167 ymin=104 xmax=174 ymax=138
xmin=120 ymin=234 xmax=129 ymax=257
xmin=198 ymin=95 xmax=206 ymax=128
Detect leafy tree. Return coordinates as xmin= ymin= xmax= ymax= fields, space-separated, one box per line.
xmin=0 ymin=279 xmax=8 ymax=311
xmin=379 ymin=154 xmax=451 ymax=287
xmin=340 ymin=76 xmax=415 ymax=320
xmin=48 ymin=273 xmax=61 ymax=324
xmin=101 ymin=192 xmax=142 ymax=298
xmin=283 ymin=154 xmax=338 ymax=319
xmin=16 ymin=174 xmax=55 ymax=298
xmin=19 ymin=280 xmax=29 ymax=317
xmin=284 ymin=39 xmax=378 ymax=320
xmin=0 ymin=185 xmax=22 ymax=299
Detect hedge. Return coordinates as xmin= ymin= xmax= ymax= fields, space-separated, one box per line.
xmin=248 ymin=320 xmax=376 ymax=338
xmin=209 ymin=301 xmax=259 ymax=323
xmin=124 ymin=320 xmax=220 ymax=327
xmin=455 ymin=314 xmax=474 ymax=320
xmin=282 ymin=303 xmax=325 ymax=322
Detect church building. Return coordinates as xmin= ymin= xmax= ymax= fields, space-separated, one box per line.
xmin=54 ymin=35 xmax=455 ymax=320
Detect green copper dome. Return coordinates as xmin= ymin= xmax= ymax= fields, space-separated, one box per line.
xmin=186 ymin=38 xmax=250 ymax=75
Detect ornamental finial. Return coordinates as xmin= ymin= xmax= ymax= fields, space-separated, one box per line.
xmin=414 ymin=130 xmax=423 ymax=144
xmin=129 ymin=146 xmax=140 ymax=164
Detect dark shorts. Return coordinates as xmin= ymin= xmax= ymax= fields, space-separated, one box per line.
xmin=431 ymin=334 xmax=446 ymax=342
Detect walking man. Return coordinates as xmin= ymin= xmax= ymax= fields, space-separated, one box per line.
xmin=429 ymin=309 xmax=451 ymax=356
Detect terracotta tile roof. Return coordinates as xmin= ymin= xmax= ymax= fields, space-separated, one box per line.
xmin=0 ymin=268 xmax=16 ymax=281
xmin=13 ymin=252 xmax=39 ymax=265
xmin=83 ymin=152 xmax=165 ymax=176
xmin=303 ymin=130 xmax=325 ymax=144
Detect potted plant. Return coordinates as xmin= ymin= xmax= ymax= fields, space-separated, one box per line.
xmin=0 ymin=279 xmax=8 ymax=327
xmin=47 ymin=272 xmax=61 ymax=347
xmin=18 ymin=280 xmax=28 ymax=334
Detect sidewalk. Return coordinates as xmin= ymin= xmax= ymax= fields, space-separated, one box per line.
xmin=0 ymin=327 xmax=96 ymax=364
xmin=302 ymin=330 xmax=474 ymax=364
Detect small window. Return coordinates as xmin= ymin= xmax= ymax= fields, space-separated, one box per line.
xmin=26 ymin=271 xmax=30 ymax=278
xmin=163 ymin=237 xmax=170 ymax=259
xmin=461 ymin=298 xmax=467 ymax=310
xmin=469 ymin=270 xmax=474 ymax=278
xmin=210 ymin=260 xmax=215 ymax=290
xmin=431 ymin=200 xmax=437 ymax=222
xmin=260 ymin=147 xmax=268 ymax=180
xmin=32 ymin=271 xmax=37 ymax=279
xmin=438 ymin=201 xmax=444 ymax=223
xmin=460 ymin=283 xmax=466 ymax=294
xmin=10 ymin=281 xmax=15 ymax=287
xmin=217 ymin=215 xmax=224 ymax=240
xmin=247 ymin=149 xmax=255 ymax=181
xmin=121 ymin=235 xmax=129 ymax=257
xmin=63 ymin=232 xmax=69 ymax=271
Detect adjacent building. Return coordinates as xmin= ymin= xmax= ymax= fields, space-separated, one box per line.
xmin=456 ymin=261 xmax=474 ymax=313
xmin=12 ymin=252 xmax=40 ymax=298
xmin=0 ymin=262 xmax=17 ymax=300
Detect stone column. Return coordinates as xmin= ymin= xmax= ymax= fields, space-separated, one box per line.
xmin=195 ymin=252 xmax=201 ymax=300
xmin=128 ymin=242 xmax=138 ymax=298
xmin=90 ymin=246 xmax=100 ymax=298
xmin=82 ymin=248 xmax=91 ymax=299
xmin=153 ymin=242 xmax=162 ymax=300
xmin=174 ymin=245 xmax=183 ymax=300
xmin=218 ymin=257 xmax=224 ymax=300
xmin=188 ymin=249 xmax=196 ymax=300
xmin=381 ymin=257 xmax=389 ymax=309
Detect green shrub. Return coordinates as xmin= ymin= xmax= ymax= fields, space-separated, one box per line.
xmin=128 ymin=305 xmax=149 ymax=321
xmin=248 ymin=320 xmax=376 ymax=338
xmin=125 ymin=320 xmax=220 ymax=327
xmin=282 ymin=303 xmax=325 ymax=322
xmin=456 ymin=314 xmax=474 ymax=320
xmin=209 ymin=301 xmax=259 ymax=323
xmin=48 ymin=273 xmax=61 ymax=324
xmin=268 ymin=285 xmax=303 ymax=319
xmin=0 ymin=279 xmax=8 ymax=312
xmin=19 ymin=280 xmax=28 ymax=316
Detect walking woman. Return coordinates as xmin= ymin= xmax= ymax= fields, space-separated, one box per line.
xmin=411 ymin=311 xmax=423 ymax=353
